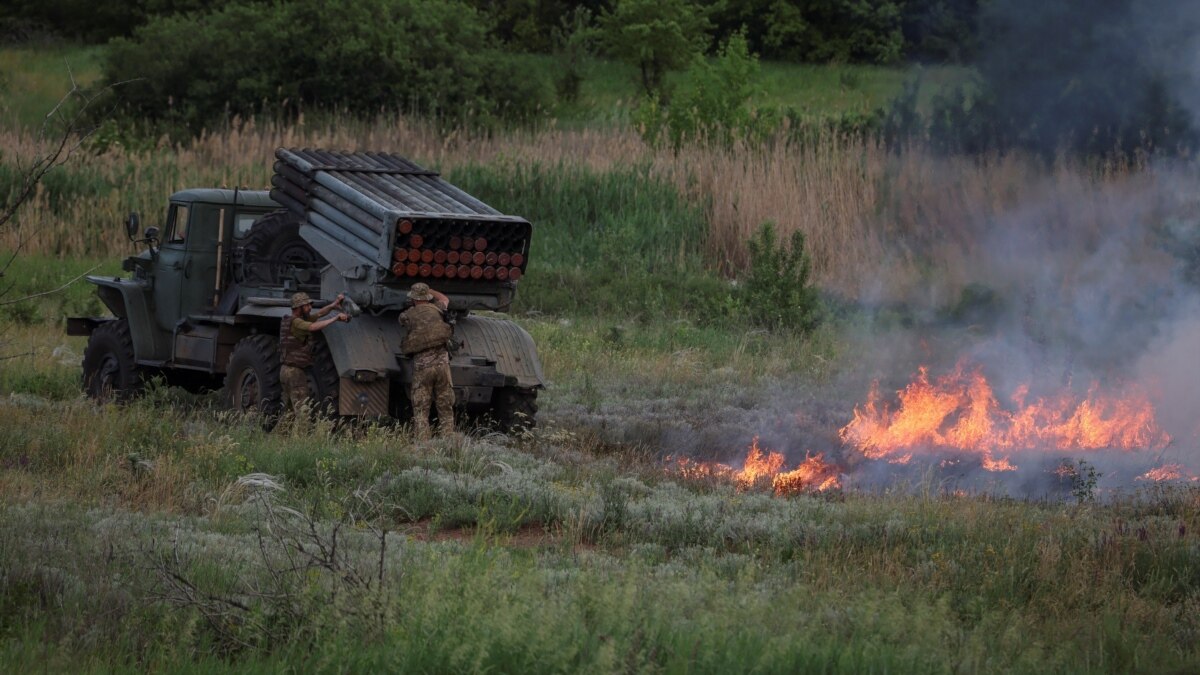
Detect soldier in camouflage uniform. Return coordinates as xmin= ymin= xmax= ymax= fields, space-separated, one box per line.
xmin=399 ymin=283 xmax=455 ymax=440
xmin=280 ymin=291 xmax=348 ymax=414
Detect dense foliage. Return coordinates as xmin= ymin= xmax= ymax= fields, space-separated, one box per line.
xmin=703 ymin=0 xmax=904 ymax=64
xmin=99 ymin=0 xmax=554 ymax=134
xmin=599 ymin=0 xmax=710 ymax=99
xmin=636 ymin=32 xmax=778 ymax=148
xmin=3 ymin=0 xmax=984 ymax=64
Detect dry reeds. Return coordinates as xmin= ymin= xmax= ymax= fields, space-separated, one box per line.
xmin=3 ymin=116 xmax=1176 ymax=304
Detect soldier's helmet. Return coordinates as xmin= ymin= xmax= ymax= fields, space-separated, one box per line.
xmin=291 ymin=292 xmax=313 ymax=309
xmin=408 ymin=283 xmax=433 ymax=302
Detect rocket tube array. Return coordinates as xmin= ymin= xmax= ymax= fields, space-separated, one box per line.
xmin=389 ymin=223 xmax=525 ymax=280
xmin=271 ymin=148 xmax=531 ymax=285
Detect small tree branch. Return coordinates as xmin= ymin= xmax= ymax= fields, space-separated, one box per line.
xmin=0 ymin=263 xmax=102 ymax=306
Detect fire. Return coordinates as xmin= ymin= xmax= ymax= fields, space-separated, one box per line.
xmin=1137 ymin=464 xmax=1199 ymax=483
xmin=840 ymin=363 xmax=1171 ymax=471
xmin=668 ymin=437 xmax=842 ymax=495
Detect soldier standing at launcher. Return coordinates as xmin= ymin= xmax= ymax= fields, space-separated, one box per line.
xmin=280 ymin=292 xmax=348 ymax=414
xmin=399 ymin=283 xmax=456 ymax=440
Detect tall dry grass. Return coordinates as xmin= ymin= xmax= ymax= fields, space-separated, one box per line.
xmin=4 ymin=116 xmax=1183 ymax=303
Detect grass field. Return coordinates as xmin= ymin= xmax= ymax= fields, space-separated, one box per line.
xmin=0 ymin=44 xmax=104 ymax=130
xmin=2 ymin=317 xmax=1199 ymax=672
xmin=2 ymin=42 xmax=1200 ymax=673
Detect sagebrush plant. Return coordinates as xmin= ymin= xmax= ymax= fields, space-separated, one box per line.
xmin=742 ymin=221 xmax=822 ymax=333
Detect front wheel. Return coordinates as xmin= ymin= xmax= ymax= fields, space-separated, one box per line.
xmin=81 ymin=319 xmax=143 ymax=402
xmin=224 ymin=334 xmax=282 ymax=417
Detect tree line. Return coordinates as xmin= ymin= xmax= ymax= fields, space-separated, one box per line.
xmin=1 ymin=0 xmax=982 ymax=63
xmin=3 ymin=0 xmax=1195 ymax=162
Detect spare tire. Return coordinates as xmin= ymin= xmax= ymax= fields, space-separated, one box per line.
xmin=236 ymin=210 xmax=327 ymax=287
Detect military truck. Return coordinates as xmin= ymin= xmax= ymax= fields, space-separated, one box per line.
xmin=68 ymin=148 xmax=543 ymax=429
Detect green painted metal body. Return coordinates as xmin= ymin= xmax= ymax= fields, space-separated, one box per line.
xmin=71 ymin=183 xmax=544 ymax=417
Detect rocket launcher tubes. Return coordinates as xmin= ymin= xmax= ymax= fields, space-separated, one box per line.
xmin=387 ymin=217 xmax=530 ymax=282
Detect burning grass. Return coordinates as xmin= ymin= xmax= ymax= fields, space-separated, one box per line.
xmin=840 ymin=363 xmax=1173 ymax=468
xmin=667 ymin=436 xmax=842 ymax=495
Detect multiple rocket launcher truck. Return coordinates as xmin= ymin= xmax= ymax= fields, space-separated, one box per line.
xmin=68 ymin=148 xmax=544 ymax=429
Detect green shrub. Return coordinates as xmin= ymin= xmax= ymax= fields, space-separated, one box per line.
xmin=707 ymin=0 xmax=904 ymax=64
xmin=98 ymin=0 xmax=556 ymax=135
xmin=740 ymin=222 xmax=822 ymax=333
xmin=637 ymin=32 xmax=780 ymax=149
xmin=785 ymin=107 xmax=887 ymax=147
xmin=599 ymin=0 xmax=709 ymax=100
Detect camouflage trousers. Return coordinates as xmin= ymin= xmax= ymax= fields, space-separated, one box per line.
xmin=411 ymin=362 xmax=455 ymax=440
xmin=279 ymin=365 xmax=310 ymax=413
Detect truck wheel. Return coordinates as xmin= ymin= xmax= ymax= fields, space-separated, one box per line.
xmin=225 ymin=335 xmax=282 ymax=416
xmin=238 ymin=211 xmax=326 ymax=286
xmin=491 ymin=387 xmax=538 ymax=434
xmin=81 ymin=319 xmax=143 ymax=402
xmin=307 ymin=336 xmax=341 ymax=417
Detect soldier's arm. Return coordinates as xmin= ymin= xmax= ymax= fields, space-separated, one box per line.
xmin=311 ymin=293 xmax=345 ymax=319
xmin=429 ymin=289 xmax=449 ymax=311
xmin=293 ymin=314 xmax=344 ymax=335
xmin=307 ymin=313 xmax=348 ymax=331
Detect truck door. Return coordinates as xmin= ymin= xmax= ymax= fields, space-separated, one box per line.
xmin=153 ymin=202 xmax=223 ymax=333
xmin=179 ymin=203 xmax=223 ymax=317
xmin=153 ymin=203 xmax=190 ymax=332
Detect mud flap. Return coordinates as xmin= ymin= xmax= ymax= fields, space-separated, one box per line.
xmin=339 ymin=376 xmax=389 ymax=416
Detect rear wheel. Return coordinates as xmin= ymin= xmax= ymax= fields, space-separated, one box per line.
xmin=307 ymin=335 xmax=340 ymax=417
xmin=224 ymin=334 xmax=281 ymax=417
xmin=81 ymin=319 xmax=143 ymax=402
xmin=490 ymin=387 xmax=538 ymax=434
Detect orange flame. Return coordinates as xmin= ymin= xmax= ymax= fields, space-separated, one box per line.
xmin=667 ymin=437 xmax=842 ymax=495
xmin=1136 ymin=464 xmax=1199 ymax=483
xmin=840 ymin=363 xmax=1171 ymax=471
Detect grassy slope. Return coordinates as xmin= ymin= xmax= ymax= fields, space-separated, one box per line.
xmin=0 ymin=44 xmax=104 ymax=130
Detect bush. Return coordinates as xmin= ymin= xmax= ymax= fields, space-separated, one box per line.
xmin=637 ymin=32 xmax=780 ymax=149
xmin=599 ymin=0 xmax=709 ymax=100
xmin=706 ymin=0 xmax=904 ymax=64
xmin=740 ymin=222 xmax=822 ymax=333
xmin=98 ymin=0 xmax=556 ymax=135
xmin=786 ymin=107 xmax=886 ymax=147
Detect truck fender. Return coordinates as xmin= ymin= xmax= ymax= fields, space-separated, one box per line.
xmin=83 ymin=275 xmax=166 ymax=362
xmin=455 ymin=315 xmax=545 ymax=389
